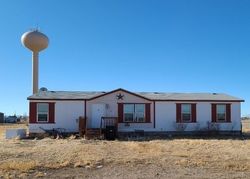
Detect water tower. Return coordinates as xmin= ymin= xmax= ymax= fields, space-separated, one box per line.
xmin=21 ymin=30 xmax=49 ymax=94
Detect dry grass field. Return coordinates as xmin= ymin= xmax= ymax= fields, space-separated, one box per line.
xmin=243 ymin=119 xmax=250 ymax=133
xmin=0 ymin=121 xmax=250 ymax=178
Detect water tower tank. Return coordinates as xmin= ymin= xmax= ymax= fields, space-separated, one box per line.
xmin=21 ymin=30 xmax=49 ymax=52
xmin=21 ymin=30 xmax=49 ymax=94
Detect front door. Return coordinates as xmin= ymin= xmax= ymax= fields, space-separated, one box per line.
xmin=91 ymin=104 xmax=106 ymax=128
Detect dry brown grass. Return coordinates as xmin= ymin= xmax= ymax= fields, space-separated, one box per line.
xmin=0 ymin=138 xmax=250 ymax=173
xmin=242 ymin=120 xmax=250 ymax=133
xmin=0 ymin=121 xmax=250 ymax=178
xmin=0 ymin=160 xmax=36 ymax=172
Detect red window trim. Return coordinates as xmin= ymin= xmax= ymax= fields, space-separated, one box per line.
xmin=211 ymin=103 xmax=231 ymax=123
xmin=118 ymin=103 xmax=151 ymax=123
xmin=29 ymin=102 xmax=55 ymax=124
xmin=176 ymin=103 xmax=197 ymax=123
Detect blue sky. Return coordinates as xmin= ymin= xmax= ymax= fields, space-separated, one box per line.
xmin=0 ymin=0 xmax=249 ymax=116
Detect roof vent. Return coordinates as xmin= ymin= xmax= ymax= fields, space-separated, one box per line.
xmin=212 ymin=93 xmax=217 ymax=95
xmin=39 ymin=87 xmax=48 ymax=92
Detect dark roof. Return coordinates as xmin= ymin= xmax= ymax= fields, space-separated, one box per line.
xmin=136 ymin=92 xmax=244 ymax=101
xmin=27 ymin=88 xmax=244 ymax=102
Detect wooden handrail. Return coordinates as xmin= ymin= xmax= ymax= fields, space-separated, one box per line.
xmin=100 ymin=117 xmax=118 ymax=137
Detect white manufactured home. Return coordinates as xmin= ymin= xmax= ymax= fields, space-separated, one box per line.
xmin=28 ymin=88 xmax=244 ymax=136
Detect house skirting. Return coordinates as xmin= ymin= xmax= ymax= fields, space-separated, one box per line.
xmin=118 ymin=130 xmax=242 ymax=138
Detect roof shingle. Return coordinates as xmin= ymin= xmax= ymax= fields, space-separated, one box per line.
xmin=27 ymin=89 xmax=244 ymax=102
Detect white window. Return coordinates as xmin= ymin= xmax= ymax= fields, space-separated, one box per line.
xmin=216 ymin=104 xmax=226 ymax=121
xmin=124 ymin=104 xmax=134 ymax=122
xmin=135 ymin=104 xmax=145 ymax=122
xmin=124 ymin=104 xmax=145 ymax=122
xmin=181 ymin=104 xmax=191 ymax=122
xmin=37 ymin=103 xmax=49 ymax=122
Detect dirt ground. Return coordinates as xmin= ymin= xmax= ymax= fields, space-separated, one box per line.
xmin=0 ymin=121 xmax=250 ymax=179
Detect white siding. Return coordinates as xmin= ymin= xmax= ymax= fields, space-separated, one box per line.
xmin=155 ymin=101 xmax=241 ymax=132
xmin=29 ymin=97 xmax=242 ymax=133
xmin=29 ymin=101 xmax=85 ymax=133
xmin=155 ymin=102 xmax=176 ymax=131
xmin=86 ymin=90 xmax=154 ymax=131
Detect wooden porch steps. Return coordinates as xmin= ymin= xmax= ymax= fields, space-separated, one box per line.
xmin=78 ymin=116 xmax=118 ymax=140
xmin=85 ymin=128 xmax=103 ymax=139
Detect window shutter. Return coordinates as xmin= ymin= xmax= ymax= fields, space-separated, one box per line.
xmin=176 ymin=104 xmax=181 ymax=123
xmin=211 ymin=104 xmax=217 ymax=122
xmin=118 ymin=103 xmax=123 ymax=123
xmin=49 ymin=103 xmax=55 ymax=123
xmin=226 ymin=104 xmax=231 ymax=122
xmin=145 ymin=103 xmax=151 ymax=123
xmin=191 ymin=104 xmax=196 ymax=122
xmin=29 ymin=102 xmax=37 ymax=123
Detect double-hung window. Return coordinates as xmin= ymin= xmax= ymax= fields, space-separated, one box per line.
xmin=37 ymin=103 xmax=49 ymax=122
xmin=124 ymin=104 xmax=145 ymax=122
xmin=135 ymin=104 xmax=145 ymax=122
xmin=176 ymin=103 xmax=196 ymax=123
xmin=181 ymin=104 xmax=191 ymax=122
xmin=124 ymin=104 xmax=134 ymax=122
xmin=216 ymin=104 xmax=226 ymax=122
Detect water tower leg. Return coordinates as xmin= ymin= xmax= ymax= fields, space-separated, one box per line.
xmin=32 ymin=52 xmax=39 ymax=94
